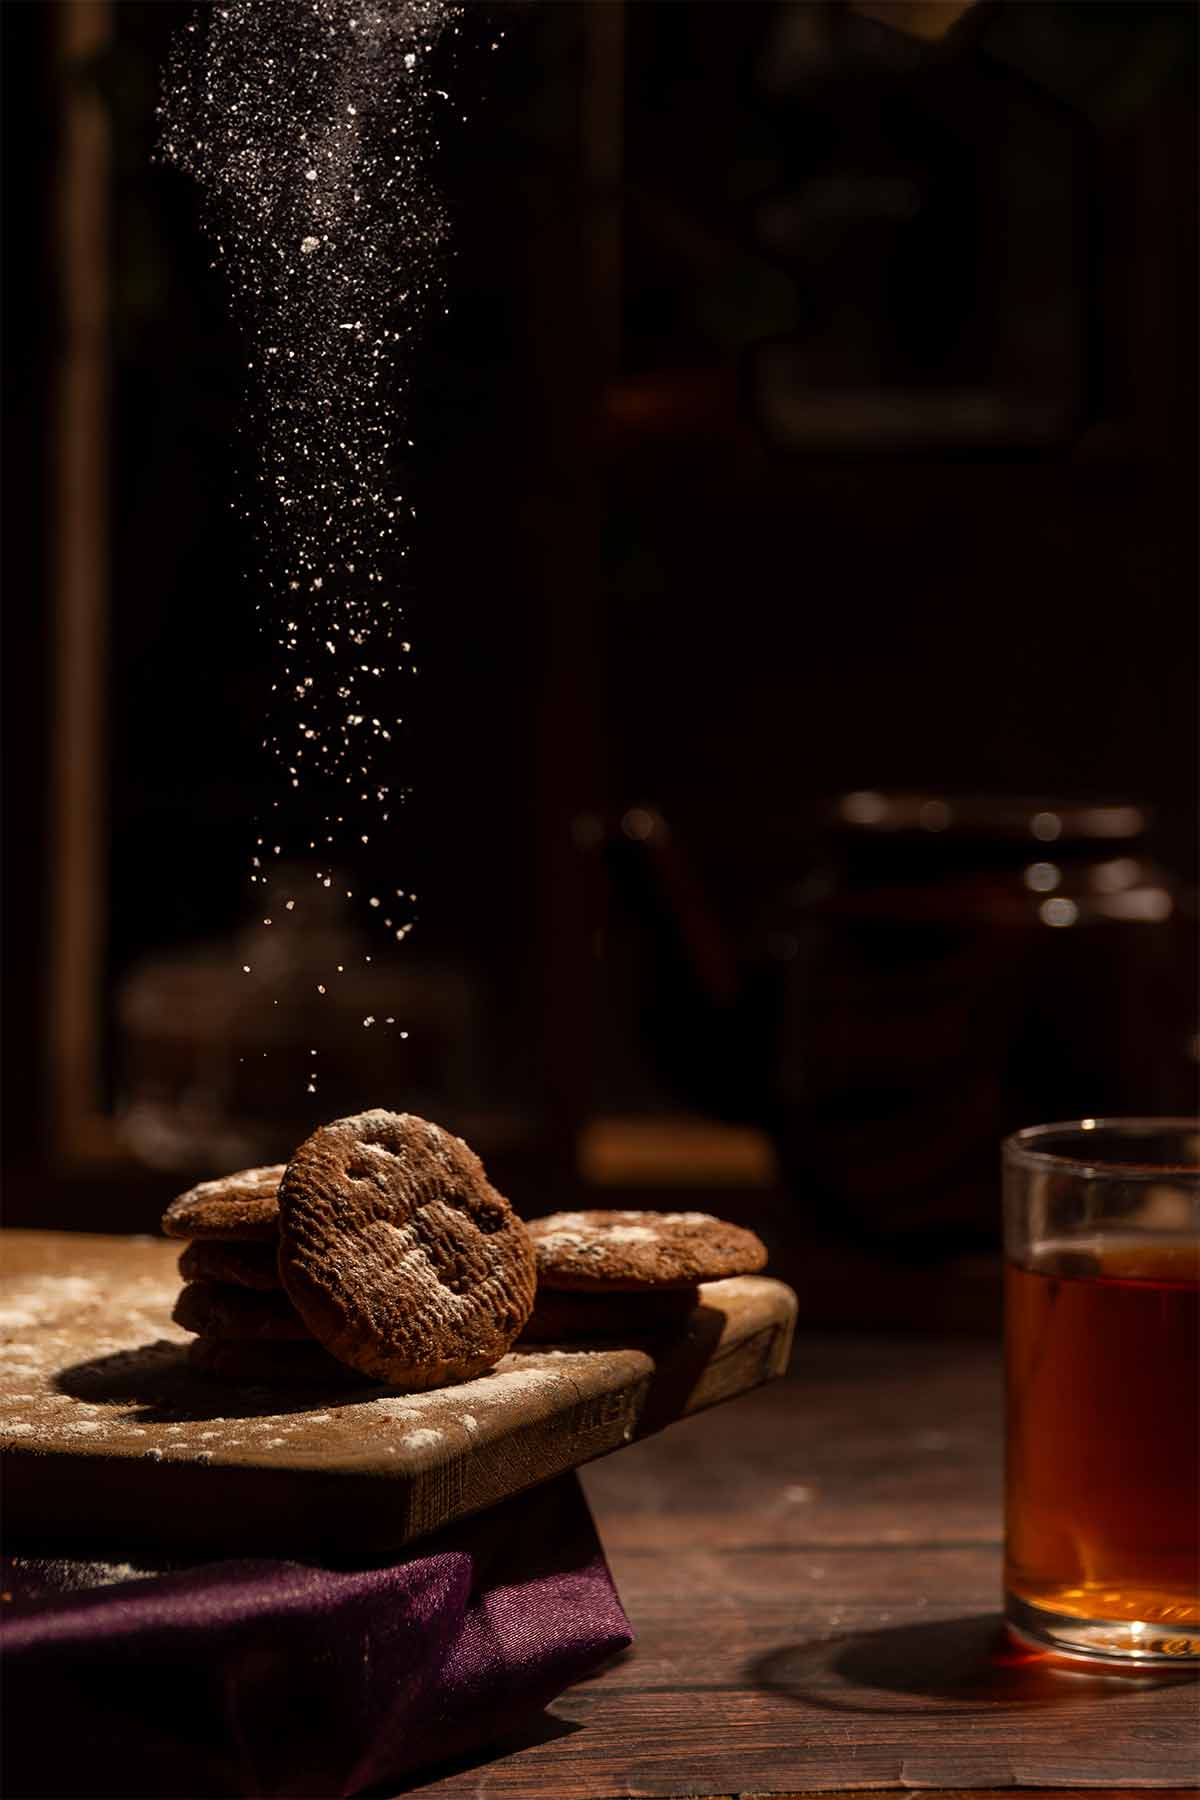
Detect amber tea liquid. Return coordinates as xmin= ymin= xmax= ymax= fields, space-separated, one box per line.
xmin=1005 ymin=1238 xmax=1199 ymax=1652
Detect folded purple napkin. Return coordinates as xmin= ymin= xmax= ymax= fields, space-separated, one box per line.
xmin=1 ymin=1472 xmax=631 ymax=1799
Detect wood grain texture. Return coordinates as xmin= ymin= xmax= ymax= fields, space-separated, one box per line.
xmin=0 ymin=1230 xmax=795 ymax=1554
xmin=413 ymin=1338 xmax=1199 ymax=1798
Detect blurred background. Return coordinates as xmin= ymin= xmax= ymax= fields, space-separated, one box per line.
xmin=3 ymin=0 xmax=1197 ymax=1330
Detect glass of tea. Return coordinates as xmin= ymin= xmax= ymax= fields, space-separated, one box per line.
xmin=1003 ymin=1118 xmax=1199 ymax=1663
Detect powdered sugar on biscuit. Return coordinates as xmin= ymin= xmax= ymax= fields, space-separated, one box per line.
xmin=528 ymin=1207 xmax=766 ymax=1290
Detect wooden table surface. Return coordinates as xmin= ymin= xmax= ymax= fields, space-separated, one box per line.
xmin=413 ymin=1333 xmax=1199 ymax=1800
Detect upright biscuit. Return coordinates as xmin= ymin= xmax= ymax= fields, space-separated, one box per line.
xmin=278 ymin=1109 xmax=537 ymax=1387
xmin=162 ymin=1165 xmax=284 ymax=1242
xmin=172 ymin=1280 xmax=312 ymax=1342
xmin=178 ymin=1239 xmax=283 ymax=1292
xmin=528 ymin=1209 xmax=767 ymax=1291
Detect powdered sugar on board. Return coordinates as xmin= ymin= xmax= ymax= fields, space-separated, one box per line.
xmin=2 ymin=1229 xmax=796 ymax=1551
xmin=0 ymin=1232 xmax=650 ymax=1467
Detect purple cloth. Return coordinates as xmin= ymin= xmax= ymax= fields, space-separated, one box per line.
xmin=0 ymin=1473 xmax=631 ymax=1799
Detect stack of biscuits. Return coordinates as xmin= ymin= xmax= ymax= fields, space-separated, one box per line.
xmin=163 ymin=1109 xmax=538 ymax=1388
xmin=163 ymin=1162 xmax=336 ymax=1384
xmin=164 ymin=1109 xmax=770 ymax=1389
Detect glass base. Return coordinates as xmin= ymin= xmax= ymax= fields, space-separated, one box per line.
xmin=1006 ymin=1590 xmax=1200 ymax=1665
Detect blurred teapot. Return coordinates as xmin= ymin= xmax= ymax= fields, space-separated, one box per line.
xmin=600 ymin=792 xmax=1191 ymax=1254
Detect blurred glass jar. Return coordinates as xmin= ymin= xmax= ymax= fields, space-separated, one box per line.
xmin=116 ymin=867 xmax=479 ymax=1172
xmin=766 ymin=793 xmax=1193 ymax=1253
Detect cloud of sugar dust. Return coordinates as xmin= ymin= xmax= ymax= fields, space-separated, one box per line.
xmin=159 ymin=0 xmax=461 ymax=1071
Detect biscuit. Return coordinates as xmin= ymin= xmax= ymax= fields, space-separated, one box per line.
xmin=187 ymin=1336 xmax=370 ymax=1384
xmin=277 ymin=1109 xmax=537 ymax=1387
xmin=161 ymin=1165 xmax=284 ymax=1242
xmin=178 ymin=1239 xmax=283 ymax=1292
xmin=528 ymin=1209 xmax=767 ymax=1291
xmin=172 ymin=1280 xmax=312 ymax=1341
xmin=518 ymin=1284 xmax=700 ymax=1343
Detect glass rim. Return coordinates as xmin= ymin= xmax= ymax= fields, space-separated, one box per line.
xmin=1003 ymin=1117 xmax=1200 ymax=1179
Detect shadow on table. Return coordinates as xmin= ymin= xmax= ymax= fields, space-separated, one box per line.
xmin=54 ymin=1340 xmax=389 ymax=1422
xmin=637 ymin=1302 xmax=728 ymax=1433
xmin=749 ymin=1613 xmax=1197 ymax=1716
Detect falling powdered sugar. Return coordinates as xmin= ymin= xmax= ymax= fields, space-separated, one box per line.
xmin=159 ymin=1 xmax=459 ymax=1037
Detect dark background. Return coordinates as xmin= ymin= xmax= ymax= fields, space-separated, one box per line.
xmin=3 ymin=1 xmax=1197 ymax=1321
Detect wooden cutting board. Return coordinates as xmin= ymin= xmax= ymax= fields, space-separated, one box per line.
xmin=0 ymin=1230 xmax=796 ymax=1555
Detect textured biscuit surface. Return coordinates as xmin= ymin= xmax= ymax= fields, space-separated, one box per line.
xmin=277 ymin=1109 xmax=537 ymax=1386
xmin=178 ymin=1239 xmax=283 ymax=1291
xmin=187 ymin=1336 xmax=370 ymax=1384
xmin=528 ymin=1209 xmax=768 ymax=1290
xmin=172 ymin=1280 xmax=312 ymax=1341
xmin=161 ymin=1166 xmax=284 ymax=1242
